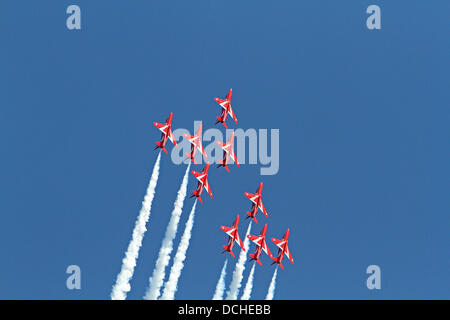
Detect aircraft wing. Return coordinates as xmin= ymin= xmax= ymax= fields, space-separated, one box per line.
xmin=272 ymin=238 xmax=285 ymax=250
xmin=184 ymin=133 xmax=195 ymax=142
xmin=192 ymin=170 xmax=202 ymax=179
xmin=200 ymin=145 xmax=208 ymax=159
xmin=248 ymin=235 xmax=261 ymax=245
xmin=228 ymin=148 xmax=240 ymax=166
xmin=244 ymin=192 xmax=258 ymax=204
xmin=154 ymin=122 xmax=168 ymax=134
xmin=258 ymin=201 xmax=268 ymax=218
xmin=235 ymin=231 xmax=245 ymax=251
xmin=261 ymin=239 xmax=272 ymax=257
xmin=204 ymin=179 xmax=213 ymax=198
xmin=228 ymin=105 xmax=238 ymax=124
xmin=215 ymin=98 xmax=227 ymax=109
xmin=285 ymin=245 xmax=294 ymax=264
xmin=221 ymin=225 xmax=234 ymax=237
xmin=167 ymin=128 xmax=177 ymax=147
xmin=216 ymin=141 xmax=226 ymax=148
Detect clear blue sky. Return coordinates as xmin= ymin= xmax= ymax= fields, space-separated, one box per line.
xmin=1 ymin=1 xmax=449 ymax=299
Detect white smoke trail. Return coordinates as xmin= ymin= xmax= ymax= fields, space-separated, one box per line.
xmin=111 ymin=152 xmax=162 ymax=300
xmin=160 ymin=200 xmax=197 ymax=300
xmin=225 ymin=222 xmax=252 ymax=300
xmin=265 ymin=267 xmax=278 ymax=300
xmin=212 ymin=259 xmax=228 ymax=300
xmin=240 ymin=262 xmax=256 ymax=300
xmin=144 ymin=163 xmax=191 ymax=300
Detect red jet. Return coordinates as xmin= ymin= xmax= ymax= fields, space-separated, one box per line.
xmin=190 ymin=163 xmax=213 ymax=204
xmin=220 ymin=215 xmax=245 ymax=258
xmin=271 ymin=229 xmax=294 ymax=270
xmin=153 ymin=112 xmax=178 ymax=154
xmin=247 ymin=224 xmax=272 ymax=266
xmin=214 ymin=88 xmax=238 ymax=129
xmin=244 ymin=182 xmax=268 ymax=224
xmin=183 ymin=124 xmax=208 ymax=164
xmin=216 ymin=132 xmax=240 ymax=172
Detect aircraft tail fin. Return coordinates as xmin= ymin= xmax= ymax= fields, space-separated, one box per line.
xmin=190 ymin=190 xmax=202 ymax=204
xmin=192 ymin=190 xmax=203 ymax=204
xmin=224 ymin=246 xmax=235 ymax=258
xmin=155 ymin=142 xmax=168 ymax=154
xmin=185 ymin=153 xmax=196 ymax=165
xmin=246 ymin=212 xmax=258 ymax=224
xmin=216 ymin=117 xmax=228 ymax=129
xmin=217 ymin=160 xmax=230 ymax=172
xmin=250 ymin=254 xmax=262 ymax=266
xmin=271 ymin=257 xmax=284 ymax=270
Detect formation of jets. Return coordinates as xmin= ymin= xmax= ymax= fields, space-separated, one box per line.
xmin=153 ymin=89 xmax=240 ymax=203
xmin=153 ymin=89 xmax=294 ymax=270
xmin=220 ymin=214 xmax=294 ymax=269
